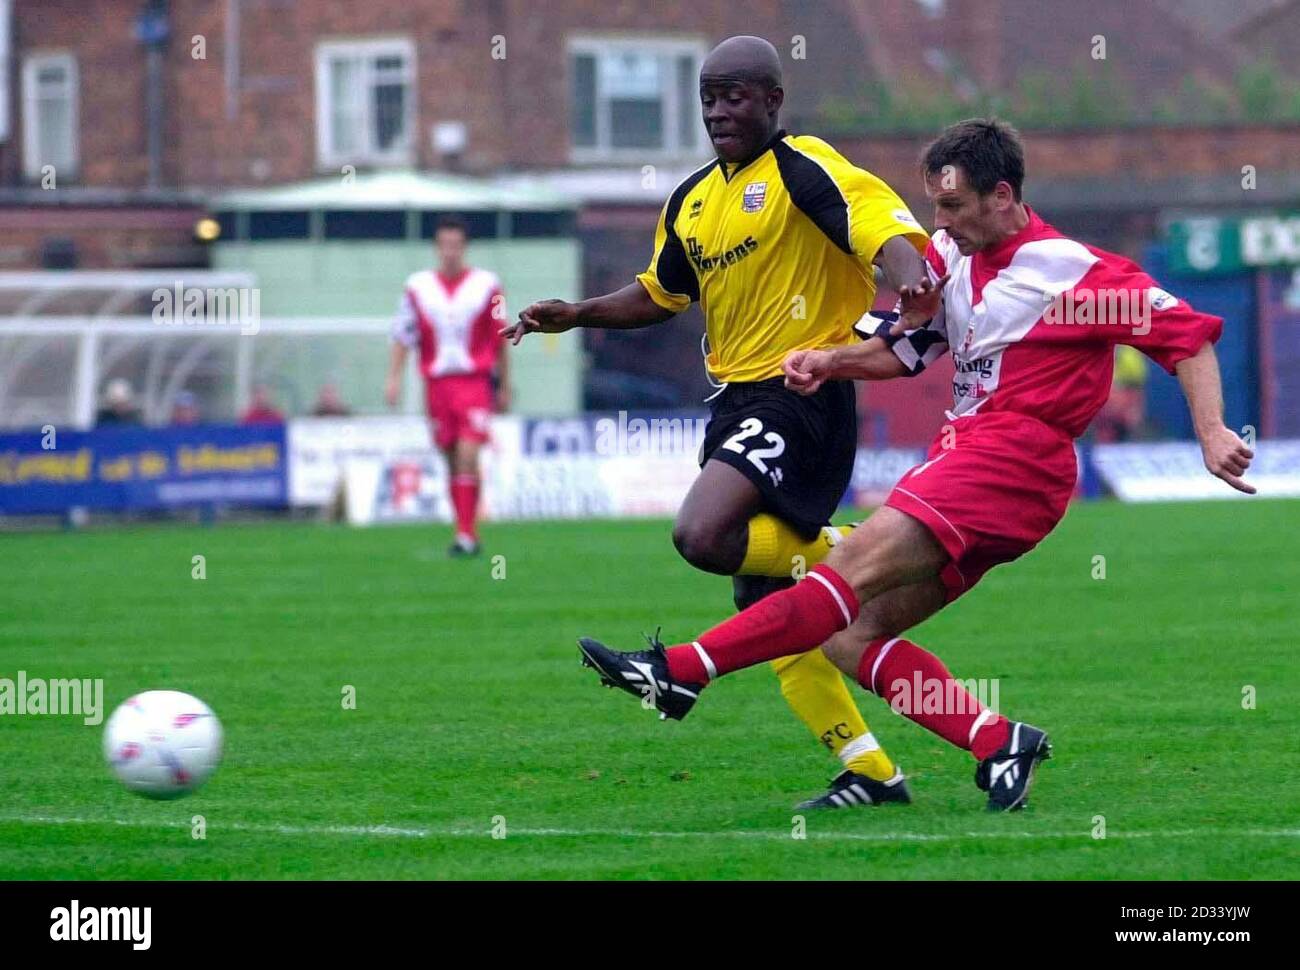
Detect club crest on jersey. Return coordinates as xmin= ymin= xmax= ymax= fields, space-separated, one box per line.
xmin=741 ymin=182 xmax=767 ymax=213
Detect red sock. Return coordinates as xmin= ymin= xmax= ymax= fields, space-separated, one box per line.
xmin=665 ymin=565 xmax=858 ymax=683
xmin=857 ymin=637 xmax=1010 ymax=760
xmin=449 ymin=474 xmax=479 ymax=540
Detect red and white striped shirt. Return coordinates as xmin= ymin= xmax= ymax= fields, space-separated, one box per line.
xmin=885 ymin=207 xmax=1222 ymax=438
xmin=392 ymin=267 xmax=504 ymax=379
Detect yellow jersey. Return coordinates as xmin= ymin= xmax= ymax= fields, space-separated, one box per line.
xmin=637 ymin=130 xmax=928 ymax=383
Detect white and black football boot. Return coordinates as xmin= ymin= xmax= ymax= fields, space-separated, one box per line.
xmin=975 ymin=721 xmax=1052 ymax=812
xmin=577 ymin=633 xmax=704 ymax=721
xmin=447 ymin=533 xmax=481 ymax=557
xmin=795 ymin=768 xmax=912 ymax=810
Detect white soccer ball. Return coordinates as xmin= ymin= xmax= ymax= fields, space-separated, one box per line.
xmin=103 ymin=690 xmax=223 ymax=799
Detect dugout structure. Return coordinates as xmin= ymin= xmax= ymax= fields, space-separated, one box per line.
xmin=0 ymin=173 xmax=583 ymax=430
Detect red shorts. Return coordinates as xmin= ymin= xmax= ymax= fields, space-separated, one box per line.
xmin=425 ymin=374 xmax=493 ymax=451
xmin=884 ymin=411 xmax=1077 ymax=602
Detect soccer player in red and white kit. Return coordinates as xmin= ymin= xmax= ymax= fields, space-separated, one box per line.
xmin=577 ymin=119 xmax=1255 ymax=811
xmin=386 ymin=216 xmax=509 ymax=556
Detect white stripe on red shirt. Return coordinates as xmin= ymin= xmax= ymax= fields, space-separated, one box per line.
xmin=392 ymin=267 xmax=504 ymax=379
xmin=889 ymin=206 xmax=1222 ymax=438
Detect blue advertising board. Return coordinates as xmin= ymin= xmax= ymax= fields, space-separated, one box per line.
xmin=0 ymin=424 xmax=287 ymax=514
xmin=1143 ymin=243 xmax=1259 ymax=439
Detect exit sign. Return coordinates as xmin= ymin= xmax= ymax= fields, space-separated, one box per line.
xmin=1167 ymin=213 xmax=1300 ymax=275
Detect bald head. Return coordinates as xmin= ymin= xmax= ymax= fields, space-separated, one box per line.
xmin=698 ymin=36 xmax=785 ymax=163
xmin=700 ymin=35 xmax=783 ymax=90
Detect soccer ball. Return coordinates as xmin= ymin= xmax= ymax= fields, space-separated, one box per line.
xmin=103 ymin=690 xmax=223 ymax=799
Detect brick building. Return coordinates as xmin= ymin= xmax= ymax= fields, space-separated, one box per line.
xmin=1 ymin=0 xmax=1297 ymax=412
xmin=0 ymin=0 xmax=884 ymax=269
xmin=2 ymin=0 xmax=874 ymax=188
xmin=0 ymin=0 xmax=1288 ymax=266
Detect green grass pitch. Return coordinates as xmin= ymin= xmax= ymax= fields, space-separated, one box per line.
xmin=1 ymin=499 xmax=1297 ymax=879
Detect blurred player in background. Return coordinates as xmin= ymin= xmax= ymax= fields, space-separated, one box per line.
xmin=577 ymin=118 xmax=1253 ymax=812
xmin=505 ymin=36 xmax=931 ymax=809
xmin=387 ymin=216 xmax=510 ymax=557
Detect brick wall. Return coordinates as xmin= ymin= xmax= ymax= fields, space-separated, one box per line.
xmin=832 ymin=123 xmax=1300 ymax=217
xmin=2 ymin=1 xmax=1296 ymax=268
xmin=0 ymin=204 xmax=205 ymax=268
xmin=6 ymin=0 xmax=150 ymax=187
xmin=4 ymin=0 xmax=874 ymax=189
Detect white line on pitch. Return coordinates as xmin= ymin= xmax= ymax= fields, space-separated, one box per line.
xmin=4 ymin=814 xmax=1300 ymax=843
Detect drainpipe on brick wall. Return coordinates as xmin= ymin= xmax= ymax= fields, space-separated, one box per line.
xmin=225 ymin=0 xmax=240 ymax=121
xmin=134 ymin=0 xmax=171 ymax=188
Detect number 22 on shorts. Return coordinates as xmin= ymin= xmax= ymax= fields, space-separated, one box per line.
xmin=721 ymin=417 xmax=786 ymax=474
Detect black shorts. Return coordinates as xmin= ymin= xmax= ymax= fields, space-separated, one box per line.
xmin=700 ymin=377 xmax=858 ymax=539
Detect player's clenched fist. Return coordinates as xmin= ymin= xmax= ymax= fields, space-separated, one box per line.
xmin=500 ymin=299 xmax=579 ymax=345
xmin=783 ymin=348 xmax=835 ymax=395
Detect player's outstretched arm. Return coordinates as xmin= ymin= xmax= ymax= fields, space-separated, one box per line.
xmin=501 ymin=282 xmax=675 ymax=345
xmin=783 ymin=338 xmax=907 ymax=395
xmin=1175 ymin=342 xmax=1255 ymax=494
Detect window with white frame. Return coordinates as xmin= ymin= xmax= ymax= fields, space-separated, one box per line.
xmin=315 ymin=39 xmax=415 ymax=167
xmin=569 ymin=38 xmax=707 ymax=161
xmin=0 ymin=0 xmax=13 ymax=142
xmin=22 ymin=52 xmax=78 ymax=180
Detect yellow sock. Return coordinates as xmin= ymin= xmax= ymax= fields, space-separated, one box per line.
xmin=741 ymin=513 xmax=855 ymax=578
xmin=770 ymin=650 xmax=897 ymax=782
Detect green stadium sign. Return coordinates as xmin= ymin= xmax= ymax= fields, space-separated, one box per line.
xmin=1166 ymin=213 xmax=1300 ymax=276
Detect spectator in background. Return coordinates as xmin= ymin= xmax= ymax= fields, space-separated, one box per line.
xmin=311 ymin=382 xmax=352 ymax=417
xmin=95 ymin=378 xmax=141 ymax=427
xmin=240 ymin=384 xmax=285 ymax=424
xmin=170 ymin=390 xmax=201 ymax=425
xmin=1095 ymin=345 xmax=1148 ymax=442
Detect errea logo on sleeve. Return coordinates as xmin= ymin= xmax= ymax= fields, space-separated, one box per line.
xmin=50 ymin=901 xmax=151 ymax=950
xmin=1147 ymin=287 xmax=1179 ymax=311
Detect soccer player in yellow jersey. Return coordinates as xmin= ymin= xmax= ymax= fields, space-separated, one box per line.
xmin=505 ymin=36 xmax=929 ymax=809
